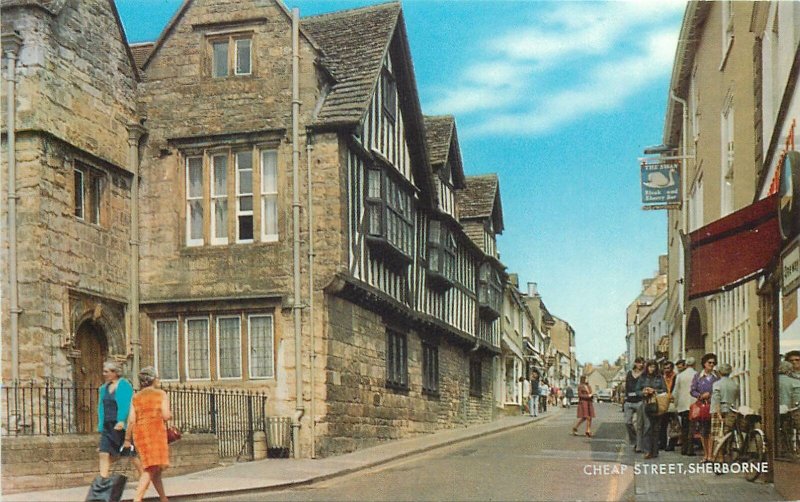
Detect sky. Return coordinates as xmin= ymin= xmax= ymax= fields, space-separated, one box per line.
xmin=115 ymin=0 xmax=687 ymax=365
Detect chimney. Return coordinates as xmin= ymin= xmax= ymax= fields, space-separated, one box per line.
xmin=509 ymin=273 xmax=519 ymax=288
xmin=527 ymin=282 xmax=538 ymax=297
xmin=658 ymin=254 xmax=668 ymax=275
xmin=642 ymin=278 xmax=654 ymax=290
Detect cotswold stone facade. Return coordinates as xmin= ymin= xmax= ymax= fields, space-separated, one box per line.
xmin=2 ymin=0 xmax=503 ymax=458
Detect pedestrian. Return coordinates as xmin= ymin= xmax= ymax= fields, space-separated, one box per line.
xmin=572 ymin=376 xmax=595 ymax=437
xmin=711 ymin=363 xmax=739 ymax=437
xmin=659 ymin=360 xmax=677 ymax=451
xmin=673 ymin=357 xmax=697 ymax=456
xmin=530 ymin=371 xmax=541 ymax=417
xmin=787 ymin=350 xmax=800 ymax=379
xmin=565 ymin=386 xmax=574 ymax=409
xmin=97 ymin=361 xmax=142 ymax=478
xmin=540 ymin=380 xmax=549 ymax=413
xmin=778 ymin=360 xmax=800 ymax=456
xmin=124 ymin=366 xmax=171 ymax=502
xmin=691 ymin=353 xmax=720 ymax=462
xmin=637 ymin=360 xmax=666 ymax=459
xmin=519 ymin=376 xmax=531 ymax=416
xmin=624 ymin=357 xmax=645 ymax=452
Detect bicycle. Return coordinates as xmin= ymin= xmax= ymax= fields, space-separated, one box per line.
xmin=778 ymin=404 xmax=799 ymax=460
xmin=711 ymin=405 xmax=766 ymax=482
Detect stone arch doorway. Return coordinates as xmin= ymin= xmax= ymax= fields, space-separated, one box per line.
xmin=73 ymin=320 xmax=108 ymax=433
xmin=686 ymin=307 xmax=706 ymax=365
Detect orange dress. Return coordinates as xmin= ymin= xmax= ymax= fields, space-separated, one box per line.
xmin=132 ymin=388 xmax=169 ymax=470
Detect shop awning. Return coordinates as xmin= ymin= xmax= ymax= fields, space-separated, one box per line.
xmin=688 ymin=194 xmax=780 ymax=300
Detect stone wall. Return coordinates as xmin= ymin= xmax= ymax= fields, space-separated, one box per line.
xmin=0 ymin=433 xmax=219 ymax=494
xmin=1 ymin=134 xmax=133 ymax=382
xmin=318 ymin=294 xmax=494 ymax=457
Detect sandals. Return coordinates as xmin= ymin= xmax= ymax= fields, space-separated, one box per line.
xmin=585 ymin=431 xmax=593 ymax=438
xmin=571 ymin=427 xmax=579 ymax=436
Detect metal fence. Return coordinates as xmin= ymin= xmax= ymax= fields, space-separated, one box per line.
xmin=1 ymin=381 xmax=282 ymax=460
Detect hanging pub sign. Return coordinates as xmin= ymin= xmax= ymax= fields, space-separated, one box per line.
xmin=640 ymin=160 xmax=680 ymax=208
xmin=778 ymin=151 xmax=800 ymax=240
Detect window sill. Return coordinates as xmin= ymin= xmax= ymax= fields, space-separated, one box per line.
xmin=426 ymin=269 xmax=454 ymax=291
xmin=423 ymin=389 xmax=440 ymax=399
xmin=366 ymin=235 xmax=412 ymax=268
xmin=180 ymin=239 xmax=281 ymax=255
xmin=385 ymin=381 xmax=409 ymax=393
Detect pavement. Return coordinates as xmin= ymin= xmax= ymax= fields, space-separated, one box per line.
xmin=3 ymin=407 xmax=564 ymax=502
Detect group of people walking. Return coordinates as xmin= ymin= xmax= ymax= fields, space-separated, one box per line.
xmin=622 ymin=354 xmax=742 ymax=462
xmin=519 ymin=371 xmax=575 ymax=418
xmin=97 ymin=362 xmax=172 ymax=502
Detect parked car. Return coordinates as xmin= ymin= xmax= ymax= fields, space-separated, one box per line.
xmin=569 ymin=389 xmax=579 ymax=405
xmin=596 ymin=388 xmax=613 ymax=402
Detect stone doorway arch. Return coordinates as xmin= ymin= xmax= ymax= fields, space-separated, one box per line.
xmin=73 ymin=320 xmax=108 ymax=433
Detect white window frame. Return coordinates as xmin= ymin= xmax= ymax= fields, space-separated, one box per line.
xmin=216 ymin=315 xmax=242 ymax=380
xmin=260 ymin=149 xmax=278 ymax=242
xmin=720 ymin=1 xmax=734 ymax=68
xmin=210 ymin=153 xmax=229 ymax=245
xmin=234 ymin=38 xmax=252 ymax=76
xmin=690 ymin=66 xmax=700 ymax=141
xmin=248 ymin=314 xmax=275 ymax=380
xmin=184 ymin=317 xmax=211 ymax=381
xmin=186 ymin=156 xmax=205 ymax=247
xmin=154 ymin=319 xmax=180 ymax=382
xmin=689 ymin=173 xmax=704 ymax=232
xmin=720 ymin=99 xmax=735 ymax=216
xmin=235 ymin=151 xmax=254 ymax=243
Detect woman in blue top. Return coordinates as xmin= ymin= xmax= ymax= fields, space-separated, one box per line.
xmin=690 ymin=353 xmax=720 ymax=462
xmin=636 ymin=360 xmax=667 ymax=459
xmin=97 ymin=361 xmax=140 ymax=477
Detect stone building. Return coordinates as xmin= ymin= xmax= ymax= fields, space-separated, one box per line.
xmin=2 ymin=0 xmax=506 ymax=458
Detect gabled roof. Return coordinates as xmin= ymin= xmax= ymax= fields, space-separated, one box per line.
xmin=424 ymin=115 xmax=466 ymax=189
xmin=139 ymin=0 xmax=321 ymax=71
xmin=129 ymin=42 xmax=154 ymax=70
xmin=3 ymin=0 xmax=141 ymax=81
xmin=459 ymin=174 xmax=504 ymax=232
xmin=302 ymin=2 xmax=400 ymax=126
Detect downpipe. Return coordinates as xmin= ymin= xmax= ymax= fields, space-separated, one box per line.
xmin=290 ymin=7 xmax=304 ymax=458
xmin=670 ymin=90 xmax=688 ymax=359
xmin=307 ymin=136 xmax=316 ymax=458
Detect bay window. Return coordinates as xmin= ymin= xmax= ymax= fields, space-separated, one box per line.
xmin=365 ymin=166 xmax=414 ymax=265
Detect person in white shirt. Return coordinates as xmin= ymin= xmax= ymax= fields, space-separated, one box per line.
xmin=519 ymin=376 xmax=531 ymax=416
xmin=672 ymin=357 xmax=697 ymax=456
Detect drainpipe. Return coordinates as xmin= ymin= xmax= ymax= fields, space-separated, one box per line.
xmin=126 ymin=123 xmax=146 ymax=383
xmin=670 ymin=90 xmax=688 ymax=359
xmin=290 ymin=7 xmax=304 ymax=459
xmin=4 ymin=33 xmax=23 ymax=383
xmin=306 ymin=135 xmax=316 ymax=458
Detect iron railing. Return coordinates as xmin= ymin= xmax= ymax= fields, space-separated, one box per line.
xmin=1 ymin=381 xmax=279 ymax=460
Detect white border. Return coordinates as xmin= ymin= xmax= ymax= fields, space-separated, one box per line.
xmin=210 ymin=153 xmax=229 ymax=245
xmin=234 ymin=38 xmax=252 ymax=76
xmin=260 ymin=149 xmax=279 ymax=243
xmin=186 ymin=156 xmax=205 ymax=247
xmin=235 ymin=151 xmax=254 ymax=243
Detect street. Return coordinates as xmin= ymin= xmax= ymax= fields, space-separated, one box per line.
xmin=196 ymin=403 xmax=784 ymax=502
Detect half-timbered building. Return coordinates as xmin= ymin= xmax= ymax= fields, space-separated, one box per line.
xmin=2 ymin=0 xmax=505 ymax=459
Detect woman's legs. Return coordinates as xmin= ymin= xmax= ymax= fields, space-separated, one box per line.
xmin=135 ymin=468 xmax=153 ymax=502
xmin=586 ymin=417 xmax=593 ymax=435
xmin=99 ymin=452 xmax=111 ymax=477
xmin=151 ymin=467 xmax=168 ymax=502
xmin=573 ymin=417 xmax=585 ymax=433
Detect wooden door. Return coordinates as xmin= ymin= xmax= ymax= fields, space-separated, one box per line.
xmin=74 ymin=321 xmax=108 ymax=433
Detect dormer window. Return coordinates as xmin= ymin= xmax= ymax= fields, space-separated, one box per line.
xmin=211 ymin=35 xmax=252 ymax=77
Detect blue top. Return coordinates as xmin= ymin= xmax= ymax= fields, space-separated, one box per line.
xmin=690 ymin=370 xmax=719 ymax=400
xmin=97 ymin=378 xmax=133 ymax=432
xmin=635 ymin=374 xmax=666 ymax=397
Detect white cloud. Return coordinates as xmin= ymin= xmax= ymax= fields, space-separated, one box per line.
xmin=425 ymin=1 xmax=683 ymax=137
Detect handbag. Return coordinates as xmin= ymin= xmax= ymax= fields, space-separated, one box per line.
xmin=689 ymin=399 xmax=710 ymax=422
xmin=655 ymin=393 xmax=670 ymax=415
xmin=667 ymin=415 xmax=681 ymax=439
xmin=166 ymin=424 xmax=182 ymax=443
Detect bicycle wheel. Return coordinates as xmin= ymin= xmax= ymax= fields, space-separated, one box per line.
xmin=743 ymin=430 xmax=765 ymax=482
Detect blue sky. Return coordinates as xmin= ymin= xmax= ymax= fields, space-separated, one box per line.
xmin=116 ymin=0 xmax=686 ymax=365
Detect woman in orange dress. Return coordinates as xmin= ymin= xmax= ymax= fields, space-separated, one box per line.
xmin=124 ymin=367 xmax=171 ymax=502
